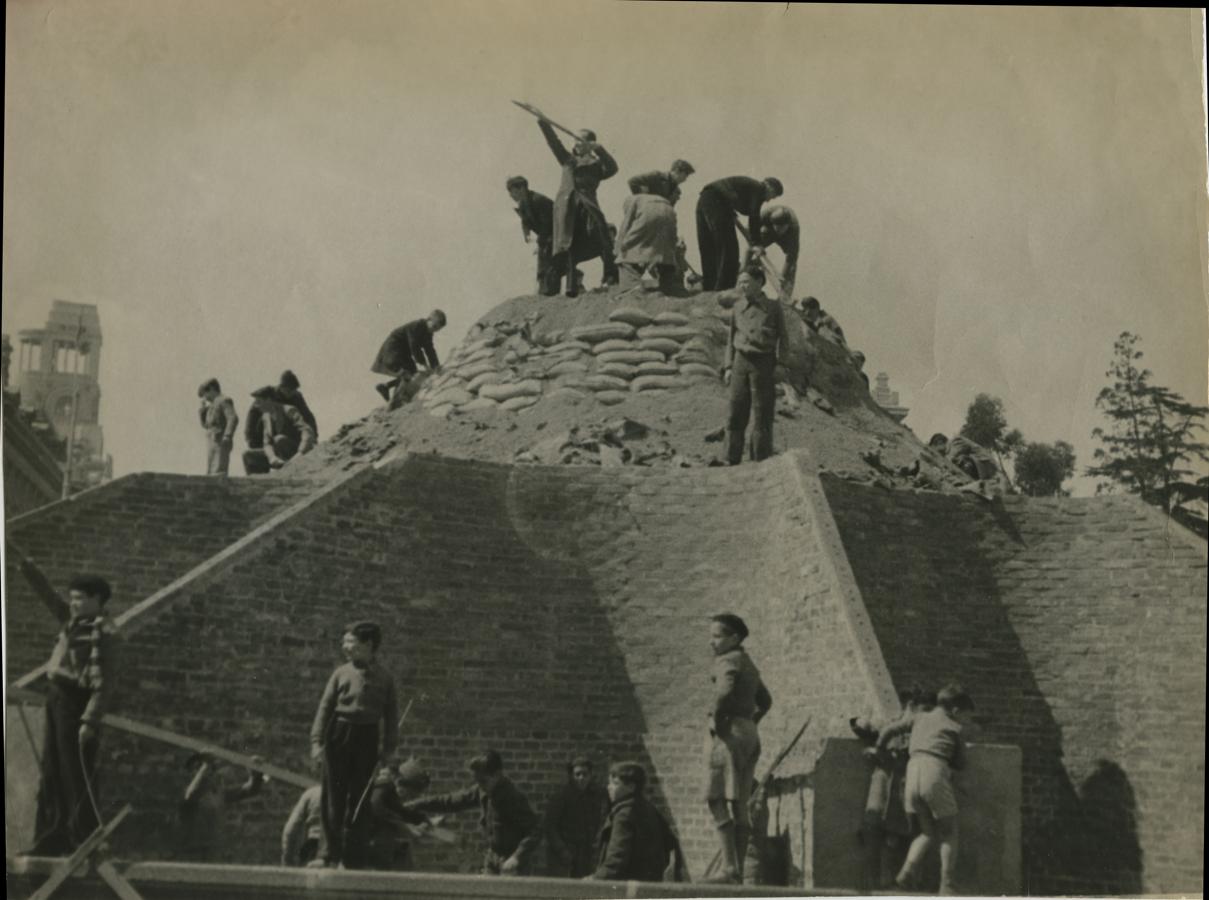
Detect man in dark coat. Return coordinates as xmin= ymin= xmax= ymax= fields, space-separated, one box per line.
xmin=403 ymin=749 xmax=541 ymax=876
xmin=370 ymin=310 xmax=447 ymax=404
xmin=591 ymin=762 xmax=683 ymax=883
xmin=696 ymin=176 xmax=784 ymax=291
xmin=365 ymin=757 xmax=436 ymax=871
xmin=628 ymin=159 xmax=695 ymax=200
xmin=506 ymin=176 xmax=558 ymax=296
xmin=274 ymin=370 xmax=318 ymax=440
xmin=544 ymin=756 xmax=609 ymax=877
xmin=752 ymin=204 xmax=800 ymax=302
xmin=534 ymin=113 xmax=619 ymax=296
xmin=242 ymin=387 xmax=316 ymax=474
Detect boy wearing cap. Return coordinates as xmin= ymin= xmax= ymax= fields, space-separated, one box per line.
xmin=403 ymin=748 xmax=541 ymax=876
xmin=696 ymin=175 xmax=784 ymax=291
xmin=12 ymin=545 xmax=118 ymax=856
xmin=197 ymin=378 xmax=239 ymax=476
xmin=506 ymin=177 xmax=557 ymax=296
xmin=370 ymin=311 xmax=447 ymax=406
xmin=177 ymin=753 xmax=266 ymax=861
xmin=242 ymin=386 xmax=316 ymax=474
xmin=591 ymin=761 xmax=683 ymax=882
xmin=310 ymin=621 xmax=399 ymax=869
xmin=875 ymin=682 xmax=975 ymax=894
xmin=704 ymin=612 xmax=773 ymax=884
xmin=275 ymin=370 xmax=318 ymax=440
xmin=365 ymin=757 xmax=434 ymax=870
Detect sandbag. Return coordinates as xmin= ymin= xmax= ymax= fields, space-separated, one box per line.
xmin=637 ymin=362 xmax=679 ymax=377
xmin=570 ymin=322 xmax=638 ymax=343
xmin=426 ymin=386 xmax=474 ymax=408
xmin=598 ymin=363 xmax=640 ymax=380
xmin=546 ymin=340 xmax=593 ymax=356
xmin=468 ymin=371 xmax=508 ymax=392
xmin=547 ymin=360 xmax=590 ymax=377
xmin=653 ymin=311 xmax=690 ymax=326
xmin=462 ymin=397 xmax=501 ymax=411
xmin=596 ymin=349 xmax=665 ymax=366
xmin=428 ymin=403 xmax=455 ymax=418
xmin=638 ymin=338 xmax=682 ymax=356
xmin=480 ymin=379 xmax=543 ymax=402
xmin=546 ymin=387 xmax=590 ymax=404
xmin=637 ymin=325 xmax=699 ymax=342
xmin=596 ymin=390 xmax=628 ymax=405
xmin=608 ymin=307 xmax=656 ymax=328
xmin=591 ymin=338 xmax=637 ymax=355
xmin=457 ymin=360 xmax=499 ymax=381
xmin=632 ymin=375 xmax=685 ymax=392
xmin=680 ymin=362 xmax=720 ymax=379
xmin=501 ymin=395 xmax=540 ymax=412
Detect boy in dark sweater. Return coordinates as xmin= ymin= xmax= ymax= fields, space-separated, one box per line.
xmin=403 ymin=749 xmax=541 ymax=875
xmin=370 ymin=311 xmax=447 ymax=405
xmin=310 ymin=621 xmax=399 ymax=868
xmin=12 ymin=545 xmax=117 ymax=856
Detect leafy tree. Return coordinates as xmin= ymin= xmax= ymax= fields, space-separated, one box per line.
xmin=960 ymin=393 xmax=1024 ymax=484
xmin=1088 ymin=332 xmax=1208 ymax=531
xmin=1014 ymin=441 xmax=1077 ymax=497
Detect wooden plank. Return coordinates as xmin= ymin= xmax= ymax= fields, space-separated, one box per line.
xmin=95 ymin=861 xmax=146 ymax=900
xmin=27 ymin=804 xmax=132 ymax=900
xmin=6 ymin=692 xmax=314 ymax=789
xmin=102 ymin=714 xmax=315 ymax=788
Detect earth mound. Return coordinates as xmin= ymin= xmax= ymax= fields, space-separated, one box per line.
xmin=284 ymin=286 xmax=963 ymax=488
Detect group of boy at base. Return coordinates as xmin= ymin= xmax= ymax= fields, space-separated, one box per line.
xmin=507 ymin=110 xmax=799 ymax=300
xmin=850 ymin=682 xmax=977 ymax=895
xmin=196 ymin=369 xmax=320 ymax=477
xmin=12 ymin=548 xmax=979 ymax=894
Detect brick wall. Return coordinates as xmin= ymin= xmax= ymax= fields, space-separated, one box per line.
xmin=4 ymin=473 xmax=323 ymax=681
xmin=822 ymin=477 xmax=1206 ymax=894
xmin=6 ymin=454 xmax=893 ymax=882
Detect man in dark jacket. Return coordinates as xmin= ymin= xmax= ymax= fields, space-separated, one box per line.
xmin=403 ymin=749 xmax=541 ymax=876
xmin=627 ymin=159 xmax=695 ymax=200
xmin=753 ymin=204 xmax=800 ymax=302
xmin=242 ymin=387 xmax=316 ymax=474
xmin=533 ymin=111 xmax=619 ymax=296
xmin=365 ymin=757 xmax=436 ymax=871
xmin=370 ymin=310 xmax=447 ymax=404
xmin=506 ymin=176 xmax=558 ymax=296
xmin=591 ymin=761 xmax=683 ymax=883
xmin=696 ymin=175 xmax=784 ymax=291
xmin=544 ymin=756 xmax=608 ymax=877
xmin=275 ymin=370 xmax=318 ymax=440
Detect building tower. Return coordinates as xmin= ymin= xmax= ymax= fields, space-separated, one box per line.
xmin=12 ymin=300 xmax=112 ymax=493
xmin=872 ymin=371 xmax=910 ymax=423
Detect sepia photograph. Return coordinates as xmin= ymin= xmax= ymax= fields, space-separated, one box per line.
xmin=3 ymin=3 xmax=1206 ymax=897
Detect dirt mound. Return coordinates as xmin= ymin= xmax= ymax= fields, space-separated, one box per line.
xmin=283 ymin=285 xmax=965 ymax=488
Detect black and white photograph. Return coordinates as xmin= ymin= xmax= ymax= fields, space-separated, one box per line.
xmin=3 ymin=3 xmax=1206 ymax=897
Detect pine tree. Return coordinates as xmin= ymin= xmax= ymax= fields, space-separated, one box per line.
xmin=1088 ymin=332 xmax=1208 ymax=533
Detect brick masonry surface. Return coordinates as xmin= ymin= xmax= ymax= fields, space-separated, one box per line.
xmin=821 ymin=476 xmax=1207 ymax=894
xmin=4 ymin=474 xmax=323 ymax=682
xmin=6 ymin=457 xmax=1203 ymax=892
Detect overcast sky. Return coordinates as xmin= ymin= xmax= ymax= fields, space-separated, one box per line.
xmin=4 ymin=2 xmax=1207 ymax=493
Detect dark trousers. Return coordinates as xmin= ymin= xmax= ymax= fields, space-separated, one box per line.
xmin=320 ymin=720 xmax=380 ymax=868
xmin=697 ymin=190 xmax=741 ymax=291
xmin=241 ymin=435 xmax=300 ymax=475
xmin=536 ymin=238 xmax=559 ymax=296
xmin=31 ymin=682 xmax=100 ymax=856
xmin=726 ymin=351 xmax=777 ymax=465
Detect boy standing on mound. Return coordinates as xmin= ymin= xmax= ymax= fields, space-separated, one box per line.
xmin=310 ymin=621 xmax=399 ymax=868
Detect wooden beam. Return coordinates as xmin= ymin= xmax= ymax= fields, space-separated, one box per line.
xmin=95 ymin=861 xmax=146 ymax=900
xmin=27 ymin=804 xmax=132 ymax=900
xmin=6 ymin=691 xmax=315 ymax=789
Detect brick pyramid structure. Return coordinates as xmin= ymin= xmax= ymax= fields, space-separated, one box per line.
xmin=5 ymin=288 xmax=1205 ymax=894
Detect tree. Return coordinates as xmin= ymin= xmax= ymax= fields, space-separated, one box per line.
xmin=1088 ymin=332 xmax=1209 ymax=531
xmin=960 ymin=393 xmax=1024 ymax=484
xmin=1014 ymin=441 xmax=1077 ymax=497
